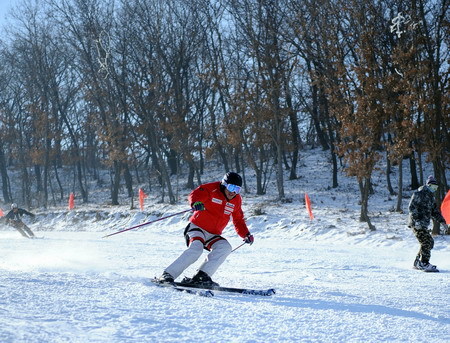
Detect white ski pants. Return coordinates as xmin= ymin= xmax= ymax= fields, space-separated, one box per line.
xmin=165 ymin=224 xmax=232 ymax=280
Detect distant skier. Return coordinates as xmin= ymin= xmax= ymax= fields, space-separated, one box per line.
xmin=408 ymin=176 xmax=448 ymax=272
xmin=5 ymin=203 xmax=36 ymax=238
xmin=158 ymin=172 xmax=254 ymax=286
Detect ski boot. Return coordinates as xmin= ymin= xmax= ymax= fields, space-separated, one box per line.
xmin=157 ymin=271 xmax=175 ymax=284
xmin=414 ymin=258 xmax=439 ymax=272
xmin=181 ymin=270 xmax=219 ymax=287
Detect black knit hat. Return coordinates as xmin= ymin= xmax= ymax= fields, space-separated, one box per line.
xmin=426 ymin=175 xmax=438 ymax=185
xmin=221 ymin=172 xmax=243 ymax=187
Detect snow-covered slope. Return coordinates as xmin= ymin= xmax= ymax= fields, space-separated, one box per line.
xmin=0 ymin=148 xmax=449 ymax=342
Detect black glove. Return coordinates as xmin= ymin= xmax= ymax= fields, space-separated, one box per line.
xmin=244 ymin=233 xmax=254 ymax=245
xmin=192 ymin=201 xmax=205 ymax=211
xmin=442 ymin=223 xmax=450 ymax=235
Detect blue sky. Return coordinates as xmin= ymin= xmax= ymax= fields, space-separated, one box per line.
xmin=0 ymin=0 xmax=16 ymax=26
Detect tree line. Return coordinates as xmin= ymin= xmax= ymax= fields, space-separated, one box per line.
xmin=0 ymin=0 xmax=448 ymax=231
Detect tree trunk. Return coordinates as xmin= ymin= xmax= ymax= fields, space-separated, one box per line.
xmin=311 ymin=83 xmax=330 ymax=150
xmin=123 ymin=163 xmax=133 ymax=198
xmin=21 ymin=166 xmax=31 ymax=208
xmin=331 ymin=147 xmax=338 ymax=188
xmin=285 ymin=80 xmax=299 ymax=180
xmin=53 ymin=162 xmax=64 ymax=201
xmin=409 ymin=153 xmax=419 ymax=190
xmin=111 ymin=161 xmax=121 ymax=205
xmin=395 ymin=157 xmax=403 ymax=212
xmin=186 ymin=163 xmax=195 ymax=189
xmin=167 ymin=149 xmax=178 ymax=175
xmin=386 ymin=152 xmax=395 ymax=195
xmin=0 ymin=140 xmax=11 ymax=203
xmin=359 ymin=178 xmax=376 ymax=231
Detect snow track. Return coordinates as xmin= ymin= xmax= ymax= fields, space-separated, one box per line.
xmin=1 ymin=231 xmax=448 ymax=342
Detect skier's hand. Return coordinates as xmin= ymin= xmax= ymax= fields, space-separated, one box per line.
xmin=244 ymin=233 xmax=254 ymax=245
xmin=192 ymin=201 xmax=205 ymax=211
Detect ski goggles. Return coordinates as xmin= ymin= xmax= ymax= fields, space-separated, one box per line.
xmin=223 ymin=182 xmax=242 ymax=194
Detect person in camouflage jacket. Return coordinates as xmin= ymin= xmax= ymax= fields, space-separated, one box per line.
xmin=408 ymin=176 xmax=448 ymax=271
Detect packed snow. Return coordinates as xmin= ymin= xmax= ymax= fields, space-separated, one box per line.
xmin=1 ymin=149 xmax=449 ymax=343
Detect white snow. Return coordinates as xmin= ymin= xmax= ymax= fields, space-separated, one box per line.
xmin=1 ymin=149 xmax=449 ymax=342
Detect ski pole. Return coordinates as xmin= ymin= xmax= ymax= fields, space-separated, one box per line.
xmin=231 ymin=242 xmax=247 ymax=252
xmin=102 ymin=209 xmax=193 ymax=238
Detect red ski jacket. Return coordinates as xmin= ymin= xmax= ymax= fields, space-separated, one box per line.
xmin=188 ymin=181 xmax=249 ymax=238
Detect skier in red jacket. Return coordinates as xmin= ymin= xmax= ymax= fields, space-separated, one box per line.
xmin=158 ymin=172 xmax=254 ymax=286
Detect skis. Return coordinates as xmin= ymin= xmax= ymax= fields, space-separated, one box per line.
xmin=173 ymin=281 xmax=276 ymax=296
xmin=151 ymin=278 xmax=214 ymax=297
xmin=150 ymin=278 xmax=276 ymax=297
